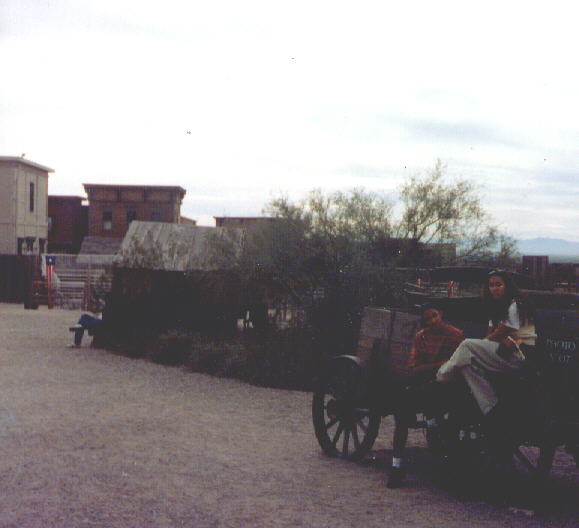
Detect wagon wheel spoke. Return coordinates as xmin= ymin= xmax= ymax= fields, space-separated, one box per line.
xmin=331 ymin=423 xmax=345 ymax=448
xmin=513 ymin=447 xmax=537 ymax=473
xmin=325 ymin=416 xmax=339 ymax=430
xmin=342 ymin=427 xmax=351 ymax=457
xmin=536 ymin=444 xmax=557 ymax=478
xmin=356 ymin=419 xmax=368 ymax=433
xmin=352 ymin=424 xmax=361 ymax=450
xmin=512 ymin=441 xmax=557 ymax=484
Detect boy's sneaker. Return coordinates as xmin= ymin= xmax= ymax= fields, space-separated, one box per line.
xmin=387 ymin=467 xmax=406 ymax=489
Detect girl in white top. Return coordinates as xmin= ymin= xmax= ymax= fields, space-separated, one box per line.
xmin=437 ymin=270 xmax=536 ymax=415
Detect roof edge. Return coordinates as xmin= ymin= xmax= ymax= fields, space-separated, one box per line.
xmin=83 ymin=183 xmax=186 ymax=195
xmin=0 ymin=156 xmax=54 ymax=172
xmin=48 ymin=194 xmax=85 ymax=200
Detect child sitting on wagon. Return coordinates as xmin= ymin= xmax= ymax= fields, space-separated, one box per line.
xmin=388 ymin=303 xmax=464 ymax=488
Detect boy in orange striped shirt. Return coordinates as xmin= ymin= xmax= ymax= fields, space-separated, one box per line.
xmin=388 ymin=304 xmax=464 ymax=488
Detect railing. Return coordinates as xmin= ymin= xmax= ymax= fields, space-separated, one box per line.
xmin=38 ymin=254 xmax=115 ymax=310
xmin=403 ymin=281 xmax=457 ymax=298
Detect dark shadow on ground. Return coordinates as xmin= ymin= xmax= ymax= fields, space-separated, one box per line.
xmin=361 ymin=447 xmax=578 ymax=521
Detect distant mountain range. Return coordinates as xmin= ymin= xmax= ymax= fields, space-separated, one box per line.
xmin=517 ymin=238 xmax=579 ymax=262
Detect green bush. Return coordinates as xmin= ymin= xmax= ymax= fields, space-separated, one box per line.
xmin=107 ymin=327 xmax=334 ymax=392
xmin=108 ymin=337 xmax=150 ymax=359
xmin=149 ymin=330 xmax=193 ymax=366
xmin=238 ymin=328 xmax=329 ymax=390
xmin=186 ymin=333 xmax=245 ymax=376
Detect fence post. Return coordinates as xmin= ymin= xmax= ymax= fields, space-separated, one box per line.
xmin=88 ymin=260 xmax=93 ymax=312
xmin=47 ymin=263 xmax=52 ymax=309
xmin=83 ymin=262 xmax=89 ymax=311
xmin=447 ymin=280 xmax=456 ymax=298
xmin=24 ymin=256 xmax=40 ymax=309
xmin=45 ymin=255 xmax=57 ymax=309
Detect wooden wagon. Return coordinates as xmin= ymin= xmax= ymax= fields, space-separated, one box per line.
xmin=312 ymin=293 xmax=579 ymax=494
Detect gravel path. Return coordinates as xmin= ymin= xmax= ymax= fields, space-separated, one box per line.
xmin=0 ymin=303 xmax=576 ymax=527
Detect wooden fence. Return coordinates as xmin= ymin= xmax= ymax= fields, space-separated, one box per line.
xmin=0 ymin=254 xmax=113 ymax=309
xmin=0 ymin=255 xmax=40 ymax=304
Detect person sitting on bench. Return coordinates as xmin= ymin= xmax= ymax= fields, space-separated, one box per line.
xmin=69 ymin=313 xmax=102 ymax=348
xmin=388 ymin=303 xmax=464 ymax=488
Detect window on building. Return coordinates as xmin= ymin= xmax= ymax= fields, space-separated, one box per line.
xmin=103 ymin=211 xmax=113 ymax=231
xmin=150 ymin=209 xmax=161 ymax=221
xmin=26 ymin=237 xmax=35 ymax=253
xmin=17 ymin=237 xmax=24 ymax=255
xmin=29 ymin=182 xmax=35 ymax=212
xmin=127 ymin=210 xmax=137 ymax=225
xmin=48 ymin=217 xmax=54 ymax=232
xmin=39 ymin=239 xmax=46 ymax=253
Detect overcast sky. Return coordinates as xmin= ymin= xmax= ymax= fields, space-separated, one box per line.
xmin=2 ymin=0 xmax=578 ymax=241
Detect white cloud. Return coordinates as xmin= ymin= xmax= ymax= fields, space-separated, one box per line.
xmin=1 ymin=0 xmax=578 ymax=241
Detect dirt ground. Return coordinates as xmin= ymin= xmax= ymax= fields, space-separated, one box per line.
xmin=0 ymin=303 xmax=576 ymax=528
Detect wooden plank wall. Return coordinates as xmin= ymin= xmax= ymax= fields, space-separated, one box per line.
xmin=0 ymin=255 xmax=29 ymax=303
xmin=389 ymin=311 xmax=421 ymax=375
xmin=357 ymin=307 xmax=488 ymax=376
xmin=357 ymin=307 xmax=421 ymax=375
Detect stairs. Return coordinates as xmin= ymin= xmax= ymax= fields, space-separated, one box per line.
xmin=34 ymin=254 xmax=114 ymax=310
xmin=53 ymin=267 xmax=112 ymax=310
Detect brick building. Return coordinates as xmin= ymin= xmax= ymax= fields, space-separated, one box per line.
xmin=47 ymin=195 xmax=88 ymax=253
xmin=0 ymin=156 xmax=52 ymax=255
xmin=83 ymin=184 xmax=186 ymax=239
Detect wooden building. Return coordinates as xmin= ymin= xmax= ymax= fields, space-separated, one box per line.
xmin=0 ymin=156 xmax=53 ymax=255
xmin=47 ymin=195 xmax=88 ymax=253
xmin=83 ymin=184 xmax=186 ymax=239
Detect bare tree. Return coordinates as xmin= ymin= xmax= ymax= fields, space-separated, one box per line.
xmin=264 ymin=188 xmax=393 ymax=271
xmin=464 ymin=233 xmax=520 ymax=269
xmin=396 ymin=159 xmax=517 ymax=263
xmin=231 ymin=164 xmax=519 ymax=334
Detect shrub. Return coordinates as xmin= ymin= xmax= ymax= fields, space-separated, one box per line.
xmin=240 ymin=328 xmax=329 ymax=390
xmin=149 ymin=329 xmax=193 ymax=366
xmin=186 ymin=333 xmax=245 ymax=375
xmin=106 ymin=327 xmax=334 ymax=392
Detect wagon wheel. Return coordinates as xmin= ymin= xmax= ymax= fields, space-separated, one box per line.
xmin=512 ymin=439 xmax=557 ymax=484
xmin=312 ymin=356 xmax=381 ymax=461
xmin=465 ymin=428 xmax=557 ymax=491
xmin=506 ymin=391 xmax=565 ymax=500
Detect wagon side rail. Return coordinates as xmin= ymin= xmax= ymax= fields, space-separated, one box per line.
xmin=356 ymin=307 xmax=488 ymax=373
